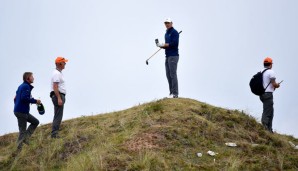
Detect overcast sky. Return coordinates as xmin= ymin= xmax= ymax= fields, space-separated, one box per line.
xmin=1 ymin=0 xmax=297 ymax=138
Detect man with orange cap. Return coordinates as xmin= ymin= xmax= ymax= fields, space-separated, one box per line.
xmin=260 ymin=57 xmax=281 ymax=133
xmin=50 ymin=57 xmax=68 ymax=138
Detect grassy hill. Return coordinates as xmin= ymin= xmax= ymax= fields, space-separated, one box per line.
xmin=0 ymin=98 xmax=297 ymax=170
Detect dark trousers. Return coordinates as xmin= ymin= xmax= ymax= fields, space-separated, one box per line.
xmin=260 ymin=93 xmax=274 ymax=131
xmin=14 ymin=112 xmax=39 ymax=148
xmin=51 ymin=94 xmax=65 ymax=137
xmin=165 ymin=56 xmax=179 ymax=96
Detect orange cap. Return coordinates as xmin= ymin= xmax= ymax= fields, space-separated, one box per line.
xmin=55 ymin=57 xmax=68 ymax=64
xmin=264 ymin=57 xmax=273 ymax=64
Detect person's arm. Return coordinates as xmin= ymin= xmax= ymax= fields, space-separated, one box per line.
xmin=269 ymin=71 xmax=280 ymax=89
xmin=271 ymin=79 xmax=280 ymax=89
xmin=53 ymin=82 xmax=63 ymax=106
xmin=163 ymin=31 xmax=179 ymax=48
xmin=21 ymin=85 xmax=38 ymax=104
xmin=158 ymin=30 xmax=179 ymax=48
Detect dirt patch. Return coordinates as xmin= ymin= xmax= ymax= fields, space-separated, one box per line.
xmin=124 ymin=133 xmax=164 ymax=151
xmin=59 ymin=135 xmax=89 ymax=160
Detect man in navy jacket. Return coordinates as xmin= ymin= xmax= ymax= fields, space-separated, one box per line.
xmin=14 ymin=72 xmax=41 ymax=149
xmin=157 ymin=18 xmax=180 ymax=98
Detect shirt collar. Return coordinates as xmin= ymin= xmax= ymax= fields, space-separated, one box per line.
xmin=24 ymin=81 xmax=34 ymax=89
xmin=166 ymin=27 xmax=174 ymax=33
xmin=56 ymin=68 xmax=62 ymax=72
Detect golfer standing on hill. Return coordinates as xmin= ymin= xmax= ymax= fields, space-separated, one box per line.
xmin=50 ymin=57 xmax=68 ymax=138
xmin=14 ymin=72 xmax=41 ymax=150
xmin=260 ymin=57 xmax=281 ymax=133
xmin=156 ymin=18 xmax=180 ymax=98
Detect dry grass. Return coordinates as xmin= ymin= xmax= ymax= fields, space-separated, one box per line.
xmin=0 ymin=98 xmax=297 ymax=170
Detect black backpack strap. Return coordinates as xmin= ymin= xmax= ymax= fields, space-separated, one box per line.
xmin=262 ymin=69 xmax=271 ymax=91
xmin=261 ymin=68 xmax=269 ymax=74
xmin=264 ymin=82 xmax=271 ymax=91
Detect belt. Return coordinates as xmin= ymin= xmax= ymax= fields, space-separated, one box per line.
xmin=50 ymin=91 xmax=66 ymax=97
xmin=264 ymin=92 xmax=273 ymax=94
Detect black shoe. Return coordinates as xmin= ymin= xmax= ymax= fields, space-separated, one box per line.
xmin=263 ymin=125 xmax=273 ymax=133
xmin=17 ymin=143 xmax=23 ymax=150
xmin=269 ymin=129 xmax=274 ymax=133
xmin=23 ymin=138 xmax=29 ymax=145
xmin=173 ymin=95 xmax=178 ymax=98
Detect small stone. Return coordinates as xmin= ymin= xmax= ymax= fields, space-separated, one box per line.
xmin=196 ymin=153 xmax=202 ymax=157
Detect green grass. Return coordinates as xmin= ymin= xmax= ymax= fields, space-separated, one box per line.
xmin=0 ymin=98 xmax=297 ymax=170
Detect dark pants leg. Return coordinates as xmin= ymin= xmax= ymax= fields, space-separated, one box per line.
xmin=14 ymin=112 xmax=39 ymax=148
xmin=260 ymin=93 xmax=274 ymax=131
xmin=165 ymin=56 xmax=179 ymax=96
xmin=51 ymin=94 xmax=65 ymax=137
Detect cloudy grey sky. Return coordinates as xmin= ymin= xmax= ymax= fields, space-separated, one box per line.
xmin=1 ymin=0 xmax=297 ymax=138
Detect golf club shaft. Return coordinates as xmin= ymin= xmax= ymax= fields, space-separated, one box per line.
xmin=147 ymin=48 xmax=162 ymax=61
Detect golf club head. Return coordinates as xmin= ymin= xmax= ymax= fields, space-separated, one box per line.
xmin=155 ymin=39 xmax=159 ymax=44
xmin=146 ymin=60 xmax=149 ymax=65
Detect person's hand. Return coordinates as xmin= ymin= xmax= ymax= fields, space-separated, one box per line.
xmin=36 ymin=100 xmax=41 ymax=104
xmin=58 ymin=98 xmax=63 ymax=106
xmin=156 ymin=43 xmax=164 ymax=48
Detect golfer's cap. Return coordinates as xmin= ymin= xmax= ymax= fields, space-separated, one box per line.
xmin=55 ymin=57 xmax=68 ymax=64
xmin=164 ymin=18 xmax=172 ymax=23
xmin=264 ymin=57 xmax=273 ymax=64
xmin=37 ymin=103 xmax=45 ymax=115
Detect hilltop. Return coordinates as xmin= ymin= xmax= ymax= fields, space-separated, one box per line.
xmin=0 ymin=98 xmax=297 ymax=170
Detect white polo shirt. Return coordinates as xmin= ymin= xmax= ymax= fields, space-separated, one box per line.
xmin=51 ymin=69 xmax=66 ymax=94
xmin=262 ymin=68 xmax=276 ymax=93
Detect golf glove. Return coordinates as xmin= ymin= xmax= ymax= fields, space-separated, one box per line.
xmin=156 ymin=43 xmax=164 ymax=47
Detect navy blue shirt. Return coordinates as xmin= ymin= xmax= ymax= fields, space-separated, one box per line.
xmin=165 ymin=27 xmax=179 ymax=57
xmin=14 ymin=81 xmax=37 ymax=114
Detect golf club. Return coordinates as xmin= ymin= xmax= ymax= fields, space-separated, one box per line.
xmin=146 ymin=31 xmax=182 ymax=65
xmin=146 ymin=48 xmax=162 ymax=65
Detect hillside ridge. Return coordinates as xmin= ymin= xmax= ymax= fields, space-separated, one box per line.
xmin=0 ymin=98 xmax=297 ymax=170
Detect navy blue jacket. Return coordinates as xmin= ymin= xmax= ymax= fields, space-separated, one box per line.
xmin=164 ymin=27 xmax=179 ymax=57
xmin=14 ymin=81 xmax=37 ymax=114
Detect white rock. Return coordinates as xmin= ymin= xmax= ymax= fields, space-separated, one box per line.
xmin=251 ymin=143 xmax=259 ymax=147
xmin=196 ymin=153 xmax=202 ymax=157
xmin=207 ymin=150 xmax=217 ymax=156
xmin=289 ymin=141 xmax=296 ymax=148
xmin=225 ymin=142 xmax=237 ymax=147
